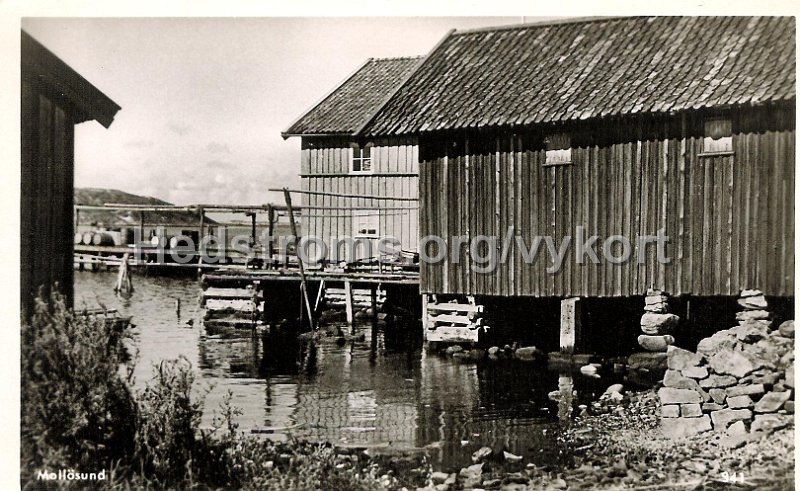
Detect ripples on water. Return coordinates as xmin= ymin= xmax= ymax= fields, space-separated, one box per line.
xmin=75 ymin=271 xmax=618 ymax=472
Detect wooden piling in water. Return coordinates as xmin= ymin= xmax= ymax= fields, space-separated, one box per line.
xmin=344 ymin=279 xmax=354 ymax=326
xmin=560 ymin=297 xmax=581 ymax=354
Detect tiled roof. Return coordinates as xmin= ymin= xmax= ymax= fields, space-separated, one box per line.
xmin=363 ymin=17 xmax=795 ymax=136
xmin=283 ymin=56 xmax=422 ymax=137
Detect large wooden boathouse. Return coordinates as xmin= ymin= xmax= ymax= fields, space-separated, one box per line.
xmin=21 ymin=31 xmax=120 ymax=318
xmin=356 ymin=17 xmax=795 ymax=345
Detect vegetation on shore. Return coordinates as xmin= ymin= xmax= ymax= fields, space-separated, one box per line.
xmin=21 ymin=292 xmax=793 ymax=490
xmin=21 ymin=292 xmax=423 ymax=490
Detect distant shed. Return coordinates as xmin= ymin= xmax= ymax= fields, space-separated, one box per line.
xmin=363 ymin=16 xmax=795 ymax=298
xmin=21 ymin=31 xmax=120 ymax=318
xmin=283 ymin=56 xmax=423 ymax=261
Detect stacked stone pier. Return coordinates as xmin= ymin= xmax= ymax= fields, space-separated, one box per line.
xmin=638 ymin=289 xmax=679 ymax=352
xmin=658 ymin=290 xmax=794 ymax=443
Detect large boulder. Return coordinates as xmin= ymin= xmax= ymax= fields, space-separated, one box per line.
xmin=661 ymin=415 xmax=712 ymax=438
xmin=663 ymin=370 xmax=702 ymax=391
xmin=638 ymin=334 xmax=674 ymax=352
xmin=731 ymin=322 xmax=770 ymax=342
xmin=708 ymin=350 xmax=756 ymax=378
xmin=710 ymin=408 xmax=752 ymax=430
xmin=727 ymin=395 xmax=754 ymax=409
xmin=514 ymin=346 xmax=543 ymax=361
xmin=735 ymin=309 xmax=770 ymax=321
xmin=699 ymin=374 xmax=738 ymax=389
xmin=658 ymin=387 xmax=703 ymax=404
xmin=725 ymin=384 xmax=765 ymax=398
xmin=737 ymin=296 xmax=768 ymax=310
xmin=778 ymin=320 xmax=794 ymax=338
xmin=667 ymin=346 xmax=703 ymax=370
xmin=754 ymin=391 xmax=792 ymax=413
xmin=641 ymin=313 xmax=679 ymax=335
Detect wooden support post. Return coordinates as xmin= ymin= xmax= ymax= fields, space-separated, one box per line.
xmin=370 ymin=285 xmax=378 ymax=320
xmin=421 ymin=293 xmax=429 ymax=340
xmin=314 ymin=279 xmax=326 ymax=314
xmin=344 ymin=280 xmax=354 ymax=327
xmin=198 ymin=207 xmax=205 ymax=274
xmin=139 ymin=211 xmax=145 ymax=243
xmin=267 ymin=204 xmax=275 ymax=269
xmin=248 ymin=212 xmax=257 ymax=245
xmin=283 ymin=188 xmax=315 ymax=331
xmin=560 ymin=297 xmax=581 ymax=354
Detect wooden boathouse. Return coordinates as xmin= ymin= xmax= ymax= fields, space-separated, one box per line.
xmin=21 ymin=31 xmax=120 ymax=318
xmin=358 ymin=17 xmax=795 ymax=347
xmin=282 ymin=56 xmax=423 ymax=262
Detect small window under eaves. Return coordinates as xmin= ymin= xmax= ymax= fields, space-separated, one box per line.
xmin=545 ymin=133 xmax=572 ymax=165
xmin=350 ymin=142 xmax=373 ymax=173
xmin=702 ymin=117 xmax=733 ymax=155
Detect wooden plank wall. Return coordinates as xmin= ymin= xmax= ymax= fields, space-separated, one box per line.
xmin=299 ymin=136 xmax=419 ymax=260
xmin=21 ymin=80 xmax=76 ymax=318
xmin=419 ymin=107 xmax=795 ymax=297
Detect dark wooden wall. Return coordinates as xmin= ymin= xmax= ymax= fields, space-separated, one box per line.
xmin=21 ymin=78 xmax=76 ymax=318
xmin=300 ymin=136 xmax=419 ymax=257
xmin=418 ymin=106 xmax=795 ymax=298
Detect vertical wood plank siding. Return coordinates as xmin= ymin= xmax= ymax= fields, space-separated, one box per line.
xmin=300 ymin=136 xmax=420 ymax=256
xmin=21 ymin=80 xmax=76 ymax=317
xmin=419 ymin=107 xmax=794 ymax=297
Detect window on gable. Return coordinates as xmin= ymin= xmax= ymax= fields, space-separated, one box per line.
xmin=352 ymin=211 xmax=379 ymax=238
xmin=350 ymin=142 xmax=373 ymax=173
xmin=702 ymin=117 xmax=733 ymax=154
xmin=545 ymin=133 xmax=572 ymax=165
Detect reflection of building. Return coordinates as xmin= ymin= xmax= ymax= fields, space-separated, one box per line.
xmin=21 ymin=31 xmax=120 ymax=317
xmin=288 ymin=339 xmax=420 ymax=448
xmin=283 ymin=57 xmax=422 ymax=262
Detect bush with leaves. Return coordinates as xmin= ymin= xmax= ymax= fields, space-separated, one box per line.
xmin=21 ymin=290 xmax=137 ymax=477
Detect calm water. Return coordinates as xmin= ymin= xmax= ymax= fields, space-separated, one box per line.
xmin=75 ymin=271 xmax=616 ymax=472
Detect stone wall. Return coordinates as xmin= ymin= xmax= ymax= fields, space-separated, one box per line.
xmin=657 ymin=290 xmax=794 ymax=442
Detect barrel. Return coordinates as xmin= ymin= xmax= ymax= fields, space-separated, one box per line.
xmin=92 ymin=232 xmax=115 ymax=246
xmin=82 ymin=232 xmax=94 ymax=245
xmin=169 ymin=236 xmax=193 ymax=249
xmin=74 ymin=232 xmax=83 ymax=244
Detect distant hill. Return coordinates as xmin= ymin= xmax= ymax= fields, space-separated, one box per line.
xmin=75 ymin=188 xmax=215 ymax=227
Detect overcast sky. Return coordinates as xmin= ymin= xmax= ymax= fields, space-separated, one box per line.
xmin=21 ymin=17 xmax=565 ymax=205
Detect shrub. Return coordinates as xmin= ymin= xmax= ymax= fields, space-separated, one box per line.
xmin=21 ymin=290 xmax=137 ymax=477
xmin=133 ymin=357 xmax=203 ymax=487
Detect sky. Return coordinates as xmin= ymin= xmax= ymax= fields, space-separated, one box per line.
xmin=21 ymin=17 xmax=562 ymax=206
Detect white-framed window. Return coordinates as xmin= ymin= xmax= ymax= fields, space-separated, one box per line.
xmin=545 ymin=133 xmax=572 ymax=165
xmin=350 ymin=142 xmax=373 ymax=173
xmin=352 ymin=211 xmax=379 ymax=238
xmin=702 ymin=117 xmax=733 ymax=154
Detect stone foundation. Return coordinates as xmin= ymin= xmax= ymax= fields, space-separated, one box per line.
xmin=658 ymin=290 xmax=794 ymax=439
xmin=638 ymin=289 xmax=679 ymax=351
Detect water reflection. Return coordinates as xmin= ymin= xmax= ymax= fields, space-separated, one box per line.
xmin=75 ymin=272 xmax=620 ymax=472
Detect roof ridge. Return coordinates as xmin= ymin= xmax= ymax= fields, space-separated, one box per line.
xmin=453 ymin=16 xmax=642 ymax=35
xmin=370 ymin=55 xmax=425 ymax=62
